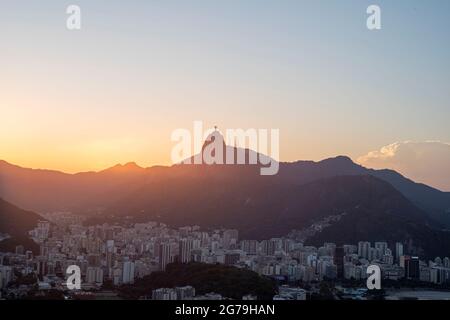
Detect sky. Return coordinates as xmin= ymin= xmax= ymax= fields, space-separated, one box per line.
xmin=1 ymin=0 xmax=449 ymax=186
xmin=358 ymin=141 xmax=450 ymax=191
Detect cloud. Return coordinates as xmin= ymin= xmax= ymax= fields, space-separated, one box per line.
xmin=357 ymin=141 xmax=450 ymax=191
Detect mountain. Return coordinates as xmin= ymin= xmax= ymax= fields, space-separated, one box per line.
xmin=298 ymin=177 xmax=450 ymax=259
xmin=1 ymin=147 xmax=450 ymax=258
xmin=101 ymin=171 xmax=450 ymax=258
xmin=0 ymin=160 xmax=149 ymax=213
xmin=2 ymin=155 xmax=449 ymax=229
xmin=279 ymin=156 xmax=450 ymax=227
xmin=0 ymin=152 xmax=450 ymax=228
xmin=0 ymin=198 xmax=42 ymax=254
xmin=368 ymin=168 xmax=450 ymax=227
xmin=0 ymin=198 xmax=42 ymax=237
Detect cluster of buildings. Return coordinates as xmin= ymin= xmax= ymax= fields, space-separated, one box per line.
xmin=336 ymin=242 xmax=450 ymax=283
xmin=1 ymin=212 xmax=450 ymax=299
xmin=152 ymin=286 xmax=196 ymax=300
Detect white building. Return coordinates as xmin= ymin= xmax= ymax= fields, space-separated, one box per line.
xmin=122 ymin=260 xmax=135 ymax=284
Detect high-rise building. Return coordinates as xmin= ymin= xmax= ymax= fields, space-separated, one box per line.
xmin=192 ymin=239 xmax=201 ymax=250
xmin=374 ymin=242 xmax=388 ymax=259
xmin=36 ymin=221 xmax=51 ymax=241
xmin=241 ymin=240 xmax=258 ymax=255
xmin=179 ymin=238 xmax=193 ymax=263
xmin=223 ymin=229 xmax=239 ymax=249
xmin=260 ymin=239 xmax=276 ymax=256
xmin=200 ymin=232 xmax=210 ymax=247
xmin=395 ymin=242 xmax=404 ymax=262
xmin=444 ymin=257 xmax=450 ymax=268
xmin=106 ymin=239 xmax=115 ymax=250
xmin=399 ymin=255 xmax=406 ymax=268
xmin=325 ymin=264 xmax=338 ymax=279
xmin=405 ymin=256 xmax=420 ymax=280
xmin=357 ymin=241 xmax=370 ymax=259
xmin=430 ymin=268 xmax=440 ymax=284
xmin=112 ymin=268 xmax=122 ymax=286
xmin=343 ymin=245 xmax=357 ymax=255
xmin=224 ymin=252 xmax=240 ymax=266
xmin=276 ymin=286 xmax=307 ymax=300
xmin=122 ymin=260 xmax=135 ymax=284
xmin=106 ymin=252 xmax=114 ymax=271
xmin=383 ymin=253 xmax=394 ymax=265
xmin=159 ymin=242 xmax=172 ymax=271
xmin=334 ymin=247 xmax=345 ymax=279
xmin=36 ymin=258 xmax=48 ymax=276
xmin=40 ymin=245 xmax=49 ymax=257
xmin=86 ymin=267 xmax=104 ymax=284
xmin=175 ymin=286 xmax=196 ymax=300
xmin=283 ymin=239 xmax=296 ymax=254
xmin=368 ymin=247 xmax=378 ymax=262
xmin=0 ymin=266 xmax=13 ymax=289
xmin=152 ymin=288 xmax=178 ymax=300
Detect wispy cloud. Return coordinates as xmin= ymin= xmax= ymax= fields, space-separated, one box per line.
xmin=357 ymin=141 xmax=450 ymax=191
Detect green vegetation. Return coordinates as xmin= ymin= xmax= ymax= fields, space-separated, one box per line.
xmin=119 ymin=262 xmax=277 ymax=300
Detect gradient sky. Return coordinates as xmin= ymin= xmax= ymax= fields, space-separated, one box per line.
xmin=1 ymin=0 xmax=449 ymax=174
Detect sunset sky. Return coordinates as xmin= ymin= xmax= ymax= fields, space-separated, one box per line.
xmin=1 ymin=1 xmax=449 ymax=187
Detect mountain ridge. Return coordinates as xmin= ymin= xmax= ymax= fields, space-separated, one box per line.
xmin=2 ymin=154 xmax=450 ymax=258
xmin=1 ymin=150 xmax=449 ymax=228
xmin=0 ymin=198 xmax=42 ymax=254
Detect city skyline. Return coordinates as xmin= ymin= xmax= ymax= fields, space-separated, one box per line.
xmin=2 ymin=0 xmax=450 ymax=311
xmin=2 ymin=212 xmax=450 ymax=301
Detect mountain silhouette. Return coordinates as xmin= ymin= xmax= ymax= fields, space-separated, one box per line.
xmin=0 ymin=197 xmax=42 ymax=237
xmin=93 ymin=171 xmax=450 ymax=258
xmin=1 ymin=144 xmax=450 ymax=258
xmin=1 ymin=152 xmax=448 ymax=227
xmin=0 ymin=198 xmax=42 ymax=254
